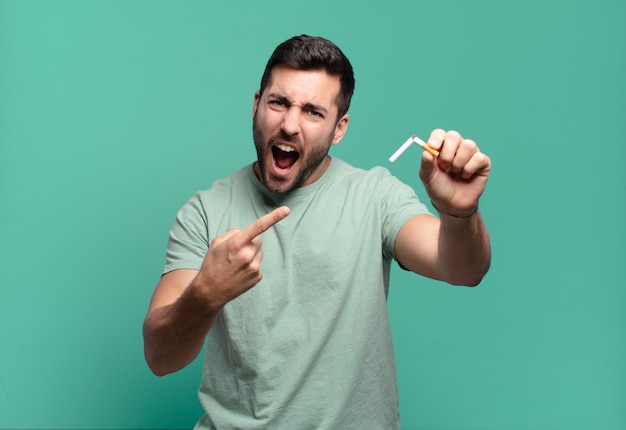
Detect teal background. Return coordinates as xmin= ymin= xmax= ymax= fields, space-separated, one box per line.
xmin=1 ymin=1 xmax=624 ymax=429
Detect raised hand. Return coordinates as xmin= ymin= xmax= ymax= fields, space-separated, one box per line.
xmin=192 ymin=206 xmax=291 ymax=310
xmin=418 ymin=129 xmax=491 ymax=218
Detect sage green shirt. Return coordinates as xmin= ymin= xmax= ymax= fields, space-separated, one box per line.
xmin=164 ymin=157 xmax=429 ymax=429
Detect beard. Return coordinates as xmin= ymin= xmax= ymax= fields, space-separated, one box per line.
xmin=252 ymin=114 xmax=334 ymax=194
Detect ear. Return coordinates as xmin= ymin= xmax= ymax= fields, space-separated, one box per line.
xmin=331 ymin=114 xmax=350 ymax=145
xmin=252 ymin=90 xmax=261 ymax=118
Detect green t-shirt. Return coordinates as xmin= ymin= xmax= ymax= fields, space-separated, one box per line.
xmin=164 ymin=157 xmax=430 ymax=429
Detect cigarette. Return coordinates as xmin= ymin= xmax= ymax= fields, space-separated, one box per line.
xmin=389 ymin=135 xmax=440 ymax=162
xmin=388 ymin=136 xmax=414 ymax=163
xmin=411 ymin=135 xmax=440 ymax=157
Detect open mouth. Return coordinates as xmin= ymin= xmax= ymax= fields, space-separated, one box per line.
xmin=272 ymin=144 xmax=300 ymax=171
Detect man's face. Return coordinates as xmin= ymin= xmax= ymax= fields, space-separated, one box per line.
xmin=252 ymin=65 xmax=349 ymax=194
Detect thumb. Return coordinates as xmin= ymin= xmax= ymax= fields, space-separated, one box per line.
xmin=211 ymin=228 xmax=240 ymax=247
xmin=418 ymin=151 xmax=438 ymax=184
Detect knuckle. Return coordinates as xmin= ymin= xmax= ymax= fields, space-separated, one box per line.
xmin=249 ymin=259 xmax=261 ymax=273
xmin=446 ymin=130 xmax=461 ymax=141
xmin=430 ymin=128 xmax=445 ymax=142
xmin=255 ymin=222 xmax=266 ymax=236
xmin=431 ymin=128 xmax=445 ymax=136
xmin=463 ymin=139 xmax=478 ymax=151
xmin=462 ymin=167 xmax=474 ymax=179
xmin=450 ymin=161 xmax=464 ymax=174
xmin=240 ymin=249 xmax=256 ymax=265
xmin=227 ymin=239 xmax=242 ymax=254
xmin=253 ymin=271 xmax=264 ymax=284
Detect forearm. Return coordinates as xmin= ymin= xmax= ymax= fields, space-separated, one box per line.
xmin=143 ymin=284 xmax=220 ymax=376
xmin=437 ymin=210 xmax=491 ymax=286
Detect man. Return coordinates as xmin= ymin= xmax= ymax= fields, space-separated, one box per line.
xmin=143 ymin=35 xmax=491 ymax=429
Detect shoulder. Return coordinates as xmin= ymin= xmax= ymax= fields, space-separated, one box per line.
xmin=199 ymin=165 xmax=252 ymax=194
xmin=172 ymin=165 xmax=254 ymax=226
xmin=329 ymin=158 xmax=408 ymax=196
xmin=330 ymin=157 xmax=397 ymax=183
xmin=191 ymin=165 xmax=254 ymax=204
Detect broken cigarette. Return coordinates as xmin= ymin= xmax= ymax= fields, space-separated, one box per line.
xmin=389 ymin=134 xmax=440 ymax=162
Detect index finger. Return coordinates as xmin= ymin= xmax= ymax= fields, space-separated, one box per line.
xmin=234 ymin=206 xmax=291 ymax=246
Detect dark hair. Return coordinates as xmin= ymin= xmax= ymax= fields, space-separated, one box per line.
xmin=259 ymin=35 xmax=355 ymax=120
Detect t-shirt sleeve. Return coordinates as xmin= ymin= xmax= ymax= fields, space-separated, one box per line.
xmin=376 ymin=168 xmax=432 ymax=261
xmin=163 ymin=193 xmax=209 ymax=274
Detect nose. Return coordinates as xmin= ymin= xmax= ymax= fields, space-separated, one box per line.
xmin=281 ymin=107 xmax=300 ymax=136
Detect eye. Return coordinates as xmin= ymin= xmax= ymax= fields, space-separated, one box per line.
xmin=269 ymin=99 xmax=287 ymax=109
xmin=306 ymin=109 xmax=323 ymax=119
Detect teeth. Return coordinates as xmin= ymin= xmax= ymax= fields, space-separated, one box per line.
xmin=276 ymin=144 xmax=295 ymax=152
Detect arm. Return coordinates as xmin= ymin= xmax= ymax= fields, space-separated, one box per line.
xmin=143 ymin=206 xmax=290 ymax=376
xmin=395 ymin=211 xmax=491 ymax=286
xmin=143 ymin=269 xmax=214 ymax=376
xmin=394 ymin=129 xmax=492 ymax=286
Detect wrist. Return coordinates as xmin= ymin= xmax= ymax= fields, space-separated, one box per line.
xmin=431 ymin=200 xmax=479 ymax=219
xmin=187 ymin=276 xmax=225 ymax=315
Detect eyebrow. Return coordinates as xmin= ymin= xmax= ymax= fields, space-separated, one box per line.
xmin=267 ymin=92 xmax=329 ymax=115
